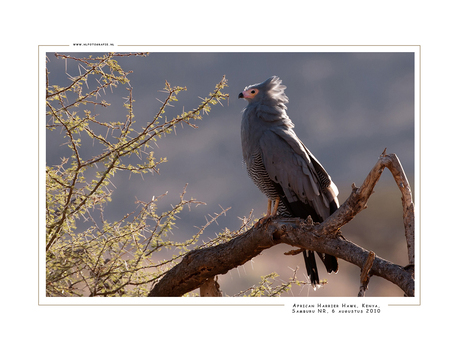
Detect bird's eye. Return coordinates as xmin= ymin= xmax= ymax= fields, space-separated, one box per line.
xmin=241 ymin=88 xmax=259 ymax=99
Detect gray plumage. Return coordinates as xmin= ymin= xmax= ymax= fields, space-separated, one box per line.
xmin=238 ymin=76 xmax=339 ymax=287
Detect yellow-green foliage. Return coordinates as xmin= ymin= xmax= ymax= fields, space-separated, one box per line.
xmin=46 ymin=53 xmax=229 ymax=296
xmin=235 ymin=269 xmax=310 ymax=297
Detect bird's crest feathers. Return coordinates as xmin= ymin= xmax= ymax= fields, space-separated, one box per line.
xmin=242 ymin=76 xmax=291 ymax=125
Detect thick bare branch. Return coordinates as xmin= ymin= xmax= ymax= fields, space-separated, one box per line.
xmin=148 ymin=152 xmax=415 ymax=297
xmin=148 ymin=219 xmax=276 ymax=297
xmin=381 ymin=153 xmax=415 ymax=265
xmin=269 ymin=219 xmax=414 ymax=297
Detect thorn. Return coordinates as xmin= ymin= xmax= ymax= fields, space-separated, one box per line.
xmin=380 ymin=148 xmax=387 ymax=157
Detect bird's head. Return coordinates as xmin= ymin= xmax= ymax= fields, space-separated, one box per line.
xmin=238 ymin=76 xmax=288 ymax=105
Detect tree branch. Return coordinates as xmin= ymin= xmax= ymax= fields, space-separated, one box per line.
xmin=148 ymin=152 xmax=415 ymax=297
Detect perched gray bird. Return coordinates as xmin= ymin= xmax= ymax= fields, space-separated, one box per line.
xmin=238 ymin=76 xmax=339 ymax=288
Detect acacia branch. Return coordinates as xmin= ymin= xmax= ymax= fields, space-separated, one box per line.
xmin=148 ymin=152 xmax=415 ymax=297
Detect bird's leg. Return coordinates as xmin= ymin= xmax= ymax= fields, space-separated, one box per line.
xmin=260 ymin=199 xmax=272 ymax=222
xmin=255 ymin=198 xmax=280 ymax=227
xmin=266 ymin=199 xmax=272 ymax=217
xmin=271 ymin=196 xmax=280 ymax=216
xmin=255 ymin=199 xmax=272 ymax=227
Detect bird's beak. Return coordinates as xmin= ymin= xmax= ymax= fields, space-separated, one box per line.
xmin=238 ymin=92 xmax=244 ymax=99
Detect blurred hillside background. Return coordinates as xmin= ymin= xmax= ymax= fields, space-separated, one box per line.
xmin=46 ymin=51 xmax=415 ymax=297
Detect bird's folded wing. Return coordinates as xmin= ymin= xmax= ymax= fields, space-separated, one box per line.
xmin=259 ymin=129 xmax=335 ymax=219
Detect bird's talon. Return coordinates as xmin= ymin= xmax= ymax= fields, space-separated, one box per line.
xmin=255 ymin=214 xmax=274 ymax=227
